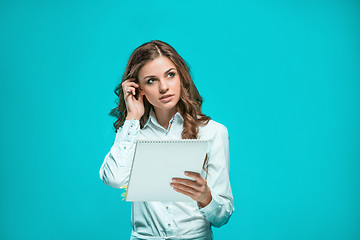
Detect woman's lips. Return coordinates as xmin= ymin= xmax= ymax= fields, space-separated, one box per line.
xmin=160 ymin=94 xmax=174 ymax=103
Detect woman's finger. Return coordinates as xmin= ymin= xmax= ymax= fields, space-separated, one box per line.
xmin=125 ymin=86 xmax=136 ymax=96
xmin=173 ymin=188 xmax=195 ymax=199
xmin=171 ymin=182 xmax=208 ymax=202
xmin=122 ymin=78 xmax=136 ymax=84
xmin=122 ymin=80 xmax=139 ymax=92
xmin=172 ymin=183 xmax=197 ymax=196
xmin=125 ymin=81 xmax=139 ymax=89
xmin=171 ymin=178 xmax=201 ymax=190
xmin=124 ymin=87 xmax=135 ymax=101
xmin=122 ymin=78 xmax=138 ymax=86
xmin=183 ymin=171 xmax=203 ymax=183
xmin=123 ymin=83 xmax=138 ymax=93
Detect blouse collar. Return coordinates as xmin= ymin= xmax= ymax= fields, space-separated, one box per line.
xmin=143 ymin=107 xmax=183 ymax=129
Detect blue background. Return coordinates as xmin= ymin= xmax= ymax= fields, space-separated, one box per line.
xmin=1 ymin=0 xmax=359 ymax=239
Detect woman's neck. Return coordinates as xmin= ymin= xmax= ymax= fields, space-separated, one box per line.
xmin=153 ymin=106 xmax=177 ymax=130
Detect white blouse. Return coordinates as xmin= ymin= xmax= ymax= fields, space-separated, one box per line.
xmin=99 ymin=108 xmax=234 ymax=240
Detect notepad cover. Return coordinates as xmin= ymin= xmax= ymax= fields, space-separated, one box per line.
xmin=125 ymin=139 xmax=208 ymax=202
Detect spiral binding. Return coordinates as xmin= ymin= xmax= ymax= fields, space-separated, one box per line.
xmin=136 ymin=139 xmax=208 ymax=144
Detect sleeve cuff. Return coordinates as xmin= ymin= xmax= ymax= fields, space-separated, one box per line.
xmin=119 ymin=119 xmax=140 ymax=143
xmin=198 ymin=191 xmax=222 ymax=217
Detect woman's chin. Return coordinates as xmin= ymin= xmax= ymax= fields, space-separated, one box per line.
xmin=152 ymin=102 xmax=179 ymax=112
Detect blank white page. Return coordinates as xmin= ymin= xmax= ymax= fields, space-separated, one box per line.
xmin=126 ymin=139 xmax=208 ymax=202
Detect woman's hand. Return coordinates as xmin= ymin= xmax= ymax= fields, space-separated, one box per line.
xmin=122 ymin=78 xmax=145 ymax=120
xmin=170 ymin=171 xmax=212 ymax=208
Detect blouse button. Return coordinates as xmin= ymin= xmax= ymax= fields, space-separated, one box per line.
xmin=166 ymin=206 xmax=168 ymax=210
xmin=168 ymin=223 xmax=171 ymax=227
xmin=128 ymin=133 xmax=130 ymax=135
xmin=131 ymin=124 xmax=133 ymax=127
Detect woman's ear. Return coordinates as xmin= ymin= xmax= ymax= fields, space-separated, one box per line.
xmin=138 ymin=87 xmax=145 ymax=95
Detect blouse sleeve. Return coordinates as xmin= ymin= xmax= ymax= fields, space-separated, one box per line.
xmin=99 ymin=119 xmax=140 ymax=189
xmin=198 ymin=123 xmax=235 ymax=227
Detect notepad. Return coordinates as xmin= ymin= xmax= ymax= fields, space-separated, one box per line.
xmin=125 ymin=139 xmax=209 ymax=202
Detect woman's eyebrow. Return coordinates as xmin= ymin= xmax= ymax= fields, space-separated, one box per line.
xmin=143 ymin=68 xmax=176 ymax=80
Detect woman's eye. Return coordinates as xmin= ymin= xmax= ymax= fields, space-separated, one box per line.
xmin=168 ymin=72 xmax=176 ymax=78
xmin=147 ymin=79 xmax=155 ymax=84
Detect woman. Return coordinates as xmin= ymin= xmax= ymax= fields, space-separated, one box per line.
xmin=99 ymin=40 xmax=234 ymax=240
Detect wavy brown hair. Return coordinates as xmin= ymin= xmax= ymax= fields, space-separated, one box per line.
xmin=109 ymin=40 xmax=210 ymax=139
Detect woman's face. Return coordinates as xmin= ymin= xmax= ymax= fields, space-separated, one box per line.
xmin=138 ymin=56 xmax=181 ymax=113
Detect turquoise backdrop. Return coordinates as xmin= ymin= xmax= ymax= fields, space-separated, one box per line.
xmin=0 ymin=0 xmax=359 ymax=239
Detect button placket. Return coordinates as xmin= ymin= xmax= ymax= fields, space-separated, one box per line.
xmin=165 ymin=116 xmax=176 ymax=135
xmin=164 ymin=202 xmax=173 ymax=232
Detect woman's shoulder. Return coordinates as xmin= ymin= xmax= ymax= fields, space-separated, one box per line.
xmin=204 ymin=119 xmax=228 ymax=130
xmin=199 ymin=119 xmax=228 ymax=139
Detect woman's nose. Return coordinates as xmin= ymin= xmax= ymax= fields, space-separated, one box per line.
xmin=159 ymin=79 xmax=168 ymax=93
